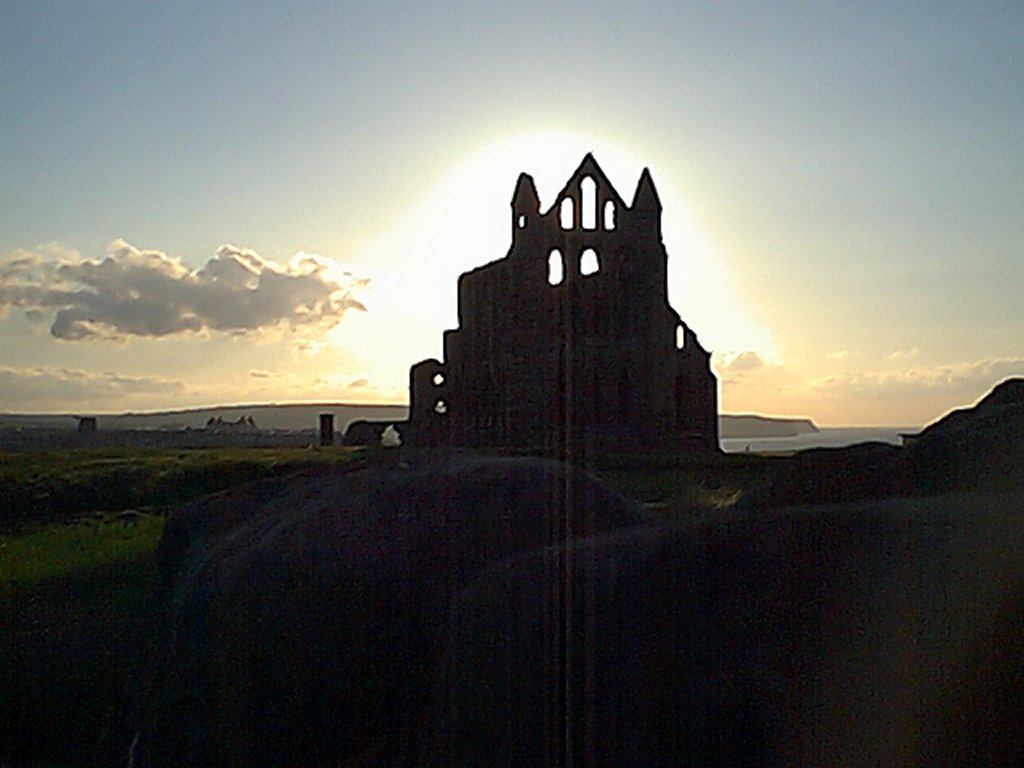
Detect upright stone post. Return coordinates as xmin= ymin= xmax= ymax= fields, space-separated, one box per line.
xmin=319 ymin=413 xmax=334 ymax=447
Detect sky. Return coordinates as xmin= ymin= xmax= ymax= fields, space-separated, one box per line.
xmin=1 ymin=1 xmax=1021 ymax=426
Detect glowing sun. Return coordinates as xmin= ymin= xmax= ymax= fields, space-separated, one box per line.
xmin=331 ymin=130 xmax=776 ymax=399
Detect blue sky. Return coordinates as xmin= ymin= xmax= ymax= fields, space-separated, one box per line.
xmin=1 ymin=1 xmax=1021 ymax=424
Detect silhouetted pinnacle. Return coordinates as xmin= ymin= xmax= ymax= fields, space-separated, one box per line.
xmin=632 ymin=168 xmax=661 ymax=211
xmin=512 ymin=172 xmax=540 ymax=212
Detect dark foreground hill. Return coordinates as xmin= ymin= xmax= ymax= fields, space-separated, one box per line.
xmin=114 ymin=453 xmax=1024 ymax=766
xmin=117 ymin=453 xmax=647 ymax=766
xmin=910 ymin=377 xmax=1024 ymax=493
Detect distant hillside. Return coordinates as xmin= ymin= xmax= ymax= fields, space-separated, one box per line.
xmin=109 ymin=403 xmax=409 ymax=432
xmin=0 ymin=404 xmax=409 ymax=435
xmin=1 ymin=405 xmax=818 ymax=440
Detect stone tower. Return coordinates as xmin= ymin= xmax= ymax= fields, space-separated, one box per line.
xmin=406 ymin=154 xmax=718 ymax=454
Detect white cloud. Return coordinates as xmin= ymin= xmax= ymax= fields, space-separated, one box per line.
xmin=712 ymin=351 xmax=1024 ymax=425
xmin=0 ymin=239 xmax=368 ymax=341
xmin=715 ymin=350 xmax=767 ymax=373
xmin=883 ymin=347 xmax=920 ymax=361
xmin=828 ymin=349 xmax=855 ymax=360
xmin=313 ymin=372 xmax=404 ymax=402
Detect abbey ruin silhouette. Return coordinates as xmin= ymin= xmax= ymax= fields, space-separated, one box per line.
xmin=402 ymin=154 xmax=718 ymax=453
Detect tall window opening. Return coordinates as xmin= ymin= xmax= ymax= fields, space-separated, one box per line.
xmin=517 ymin=214 xmax=527 ymax=229
xmin=581 ymin=176 xmax=597 ymax=230
xmin=547 ymin=249 xmax=565 ymax=286
xmin=559 ymin=198 xmax=574 ymax=230
xmin=580 ymin=248 xmax=600 ymax=277
xmin=676 ymin=324 xmax=686 ymax=350
xmin=603 ymin=200 xmax=616 ymax=230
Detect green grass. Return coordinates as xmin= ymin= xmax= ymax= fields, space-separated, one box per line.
xmin=0 ymin=446 xmax=369 ymax=766
xmin=0 ymin=512 xmax=165 ymax=594
xmin=594 ymin=452 xmax=782 ymax=521
xmin=0 ymin=445 xmax=367 ymax=530
xmin=1 ymin=519 xmax=165 ymax=767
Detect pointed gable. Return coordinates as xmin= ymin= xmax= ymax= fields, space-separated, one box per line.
xmin=544 ymin=153 xmax=629 ymax=216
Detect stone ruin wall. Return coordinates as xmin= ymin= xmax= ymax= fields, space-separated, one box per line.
xmin=406 ymin=154 xmax=717 ymax=454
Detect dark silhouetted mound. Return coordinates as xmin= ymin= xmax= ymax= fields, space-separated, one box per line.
xmin=341 ymin=419 xmax=391 ymax=446
xmin=739 ymin=441 xmax=910 ymax=509
xmin=741 ymin=379 xmax=1024 ymax=508
xmin=126 ymin=453 xmax=1024 ymax=766
xmin=128 ymin=452 xmax=646 ymax=767
xmin=910 ymin=377 xmax=1024 ymax=493
xmin=417 ymin=494 xmax=1024 ymax=767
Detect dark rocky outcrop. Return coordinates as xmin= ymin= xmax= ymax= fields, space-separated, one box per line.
xmin=128 ymin=452 xmax=646 ymax=767
xmin=340 ymin=418 xmax=387 ymax=446
xmin=739 ymin=441 xmax=910 ymax=509
xmin=341 ymin=419 xmax=404 ymax=446
xmin=909 ymin=377 xmax=1024 ymax=493
xmin=741 ymin=378 xmax=1024 ymax=508
xmin=124 ymin=449 xmax=1024 ymax=766
xmin=416 ymin=494 xmax=1024 ymax=766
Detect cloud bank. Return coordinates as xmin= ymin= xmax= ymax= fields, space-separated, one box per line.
xmin=715 ymin=351 xmax=767 ymax=374
xmin=713 ymin=349 xmax=1024 ymax=425
xmin=0 ymin=366 xmax=185 ymax=410
xmin=811 ymin=358 xmax=1024 ymax=401
xmin=0 ymin=240 xmax=367 ymax=340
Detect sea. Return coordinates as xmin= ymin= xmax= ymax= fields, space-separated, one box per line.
xmin=719 ymin=427 xmax=919 ymax=454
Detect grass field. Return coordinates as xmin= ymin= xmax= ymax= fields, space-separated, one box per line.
xmin=594 ymin=452 xmax=779 ymax=519
xmin=0 ymin=446 xmax=371 ymax=767
xmin=0 ymin=445 xmax=776 ymax=767
xmin=0 ymin=445 xmax=372 ymax=531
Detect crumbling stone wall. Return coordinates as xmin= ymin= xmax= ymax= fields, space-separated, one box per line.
xmin=407 ymin=154 xmax=718 ymax=453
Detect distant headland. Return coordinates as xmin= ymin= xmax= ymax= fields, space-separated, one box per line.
xmin=718 ymin=414 xmax=819 ymax=438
